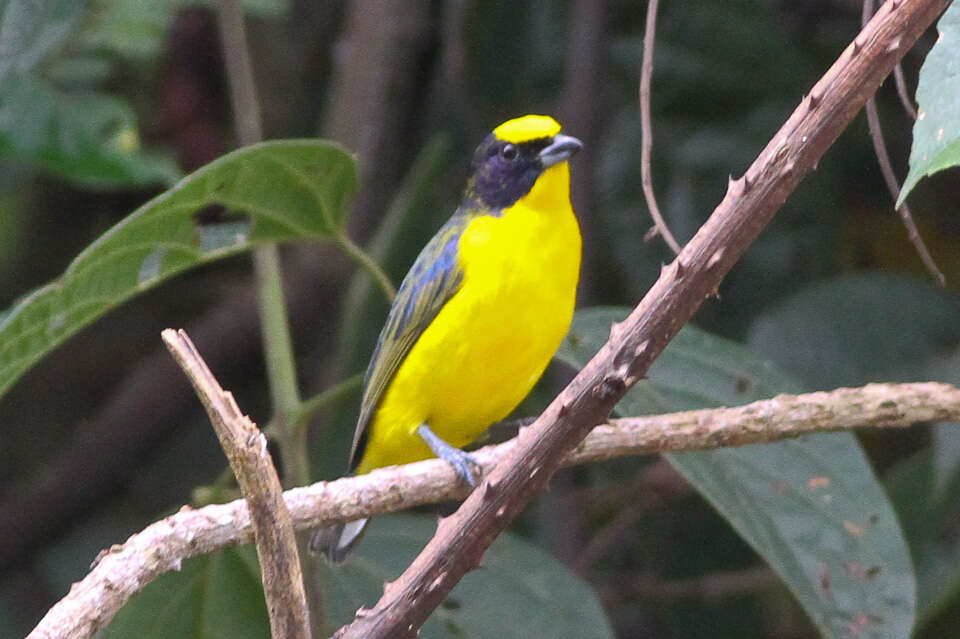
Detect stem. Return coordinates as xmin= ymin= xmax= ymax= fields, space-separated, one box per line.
xmin=216 ymin=0 xmax=322 ymax=633
xmin=336 ymin=231 xmax=398 ymax=302
xmin=254 ymin=248 xmax=309 ymax=485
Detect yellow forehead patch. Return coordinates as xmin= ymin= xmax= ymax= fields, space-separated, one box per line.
xmin=493 ymin=115 xmax=561 ymax=144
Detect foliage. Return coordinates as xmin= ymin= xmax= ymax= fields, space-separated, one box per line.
xmin=899 ymin=2 xmax=960 ymax=205
xmin=559 ymin=309 xmax=915 ymax=639
xmin=2 ymin=1 xmax=960 ymax=639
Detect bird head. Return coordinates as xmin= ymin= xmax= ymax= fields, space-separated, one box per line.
xmin=467 ymin=115 xmax=582 ymax=210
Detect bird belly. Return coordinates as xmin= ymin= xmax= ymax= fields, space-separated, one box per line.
xmin=356 ymin=192 xmax=580 ymax=474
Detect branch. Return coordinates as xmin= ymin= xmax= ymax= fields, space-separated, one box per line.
xmin=162 ymin=330 xmax=310 ymax=639
xmin=862 ymin=0 xmax=945 ymax=286
xmin=27 ymin=382 xmax=960 ymax=639
xmin=333 ymin=2 xmax=953 ymax=636
xmin=638 ymin=0 xmax=682 ymax=254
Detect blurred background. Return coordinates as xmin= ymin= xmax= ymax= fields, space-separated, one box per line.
xmin=1 ymin=1 xmax=959 ymax=637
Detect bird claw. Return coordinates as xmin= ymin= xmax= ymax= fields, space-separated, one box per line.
xmin=417 ymin=424 xmax=484 ymax=488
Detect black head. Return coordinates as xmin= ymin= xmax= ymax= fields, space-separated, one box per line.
xmin=464 ymin=118 xmax=582 ymax=210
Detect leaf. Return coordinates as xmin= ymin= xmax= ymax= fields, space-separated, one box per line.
xmin=886 ymin=447 xmax=960 ymax=632
xmin=557 ymin=307 xmax=916 ymax=639
xmin=0 ymin=139 xmax=356 ymax=401
xmin=746 ymin=273 xmax=960 ymax=391
xmin=0 ymin=0 xmax=83 ymax=82
xmin=0 ymin=0 xmax=182 ymax=187
xmin=322 ymin=514 xmax=614 ymax=639
xmin=0 ymin=74 xmax=182 ymax=187
xmin=99 ymin=548 xmax=271 ymax=639
xmin=898 ymin=3 xmax=960 ymax=205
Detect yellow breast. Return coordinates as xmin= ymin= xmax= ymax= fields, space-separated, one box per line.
xmin=355 ymin=163 xmax=581 ymax=473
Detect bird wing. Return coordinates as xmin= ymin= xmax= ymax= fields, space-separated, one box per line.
xmin=348 ymin=211 xmax=473 ymax=469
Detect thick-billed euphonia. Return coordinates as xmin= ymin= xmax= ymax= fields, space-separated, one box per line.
xmin=313 ymin=115 xmax=582 ymax=562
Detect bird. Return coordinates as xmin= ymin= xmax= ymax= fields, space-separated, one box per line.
xmin=312 ymin=114 xmax=582 ymax=562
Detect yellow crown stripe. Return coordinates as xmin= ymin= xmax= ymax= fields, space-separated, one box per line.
xmin=493 ymin=115 xmax=561 ymax=144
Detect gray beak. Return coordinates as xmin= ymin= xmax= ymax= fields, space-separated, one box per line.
xmin=539 ymin=133 xmax=583 ymax=168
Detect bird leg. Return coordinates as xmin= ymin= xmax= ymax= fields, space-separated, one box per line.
xmin=417 ymin=424 xmax=483 ymax=487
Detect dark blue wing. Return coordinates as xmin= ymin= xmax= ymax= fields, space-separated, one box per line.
xmin=349 ymin=211 xmax=473 ymax=468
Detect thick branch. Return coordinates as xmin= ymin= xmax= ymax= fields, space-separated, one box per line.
xmin=27 ymin=382 xmax=960 ymax=639
xmin=161 ymin=330 xmax=310 ymax=639
xmin=334 ymin=2 xmax=953 ymax=637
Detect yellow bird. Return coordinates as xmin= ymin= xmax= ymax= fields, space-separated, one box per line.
xmin=313 ymin=115 xmax=582 ymax=561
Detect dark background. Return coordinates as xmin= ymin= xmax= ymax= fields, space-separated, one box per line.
xmin=1 ymin=1 xmax=959 ymax=637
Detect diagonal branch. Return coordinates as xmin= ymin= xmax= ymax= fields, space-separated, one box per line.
xmin=26 ymin=381 xmax=960 ymax=639
xmin=333 ymin=2 xmax=954 ymax=637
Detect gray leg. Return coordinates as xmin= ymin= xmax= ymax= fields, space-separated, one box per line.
xmin=417 ymin=424 xmax=482 ymax=487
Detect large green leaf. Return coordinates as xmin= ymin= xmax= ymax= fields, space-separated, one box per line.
xmin=0 ymin=139 xmax=356 ymax=401
xmin=886 ymin=446 xmax=960 ymax=632
xmin=557 ymin=307 xmax=915 ymax=639
xmin=746 ymin=273 xmax=960 ymax=391
xmin=322 ymin=514 xmax=614 ymax=639
xmin=898 ymin=2 xmax=960 ymax=205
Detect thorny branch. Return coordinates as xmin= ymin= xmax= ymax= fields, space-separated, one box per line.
xmin=27 ymin=382 xmax=960 ymax=639
xmin=333 ymin=2 xmax=954 ymax=637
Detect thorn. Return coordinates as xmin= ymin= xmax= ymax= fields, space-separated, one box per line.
xmin=496 ymin=505 xmax=508 ymax=519
xmin=886 ymin=38 xmax=901 ymax=53
xmin=635 ymin=339 xmax=650 ymax=357
xmin=610 ymin=320 xmax=625 ymax=341
xmin=852 ymin=35 xmax=867 ymax=54
xmin=557 ymin=401 xmax=570 ymax=418
xmin=889 ymin=0 xmax=901 ymax=8
xmin=742 ymin=171 xmax=753 ymax=192
xmin=428 ymin=573 xmax=446 ymax=592
xmin=659 ymin=261 xmax=671 ymax=278
xmin=807 ymin=91 xmax=821 ymax=110
xmin=783 ymin=160 xmax=796 ymax=177
xmin=483 ymin=479 xmax=499 ymax=499
xmin=675 ymin=255 xmax=687 ymax=277
xmin=707 ymin=248 xmax=725 ymax=269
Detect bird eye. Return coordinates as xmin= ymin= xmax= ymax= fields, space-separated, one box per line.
xmin=499 ymin=143 xmax=518 ymax=161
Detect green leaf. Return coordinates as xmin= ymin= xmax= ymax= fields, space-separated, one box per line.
xmin=898 ymin=3 xmax=960 ymax=205
xmin=0 ymin=139 xmax=356 ymax=401
xmin=0 ymin=0 xmax=182 ymax=187
xmin=322 ymin=514 xmax=614 ymax=639
xmin=746 ymin=273 xmax=960 ymax=391
xmin=0 ymin=0 xmax=84 ymax=82
xmin=99 ymin=548 xmax=271 ymax=639
xmin=557 ymin=307 xmax=916 ymax=639
xmin=0 ymin=75 xmax=182 ymax=187
xmin=886 ymin=447 xmax=960 ymax=632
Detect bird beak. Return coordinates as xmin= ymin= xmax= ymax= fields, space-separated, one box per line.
xmin=539 ymin=134 xmax=583 ymax=167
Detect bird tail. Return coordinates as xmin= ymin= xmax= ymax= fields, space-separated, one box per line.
xmin=310 ymin=518 xmax=369 ymax=563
